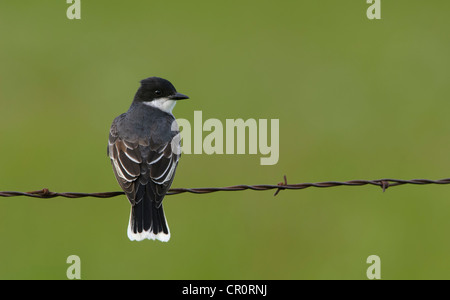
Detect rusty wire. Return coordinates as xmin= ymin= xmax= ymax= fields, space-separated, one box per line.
xmin=0 ymin=176 xmax=449 ymax=199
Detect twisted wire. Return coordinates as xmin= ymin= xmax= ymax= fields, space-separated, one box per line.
xmin=1 ymin=176 xmax=449 ymax=199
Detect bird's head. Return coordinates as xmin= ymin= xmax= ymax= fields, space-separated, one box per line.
xmin=134 ymin=77 xmax=189 ymax=113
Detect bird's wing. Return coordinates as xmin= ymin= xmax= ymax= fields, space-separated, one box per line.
xmin=108 ymin=124 xmax=180 ymax=206
xmin=146 ymin=136 xmax=180 ymax=205
xmin=108 ymin=133 xmax=142 ymax=205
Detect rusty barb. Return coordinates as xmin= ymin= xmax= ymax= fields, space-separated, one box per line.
xmin=1 ymin=176 xmax=450 ymax=199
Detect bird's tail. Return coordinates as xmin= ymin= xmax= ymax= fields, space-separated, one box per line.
xmin=127 ymin=187 xmax=170 ymax=242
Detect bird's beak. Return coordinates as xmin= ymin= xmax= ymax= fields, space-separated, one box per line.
xmin=169 ymin=92 xmax=189 ymax=100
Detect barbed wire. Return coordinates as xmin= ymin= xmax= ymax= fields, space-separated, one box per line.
xmin=1 ymin=176 xmax=449 ymax=199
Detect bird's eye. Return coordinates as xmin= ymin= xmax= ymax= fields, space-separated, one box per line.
xmin=154 ymin=90 xmax=162 ymax=96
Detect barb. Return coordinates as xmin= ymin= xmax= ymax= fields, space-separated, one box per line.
xmin=1 ymin=176 xmax=450 ymax=199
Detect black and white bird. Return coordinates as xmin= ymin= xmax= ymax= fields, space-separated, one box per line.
xmin=107 ymin=77 xmax=188 ymax=242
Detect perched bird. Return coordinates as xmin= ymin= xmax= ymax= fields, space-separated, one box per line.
xmin=107 ymin=77 xmax=188 ymax=241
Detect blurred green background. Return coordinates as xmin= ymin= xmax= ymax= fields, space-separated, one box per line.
xmin=0 ymin=0 xmax=449 ymax=279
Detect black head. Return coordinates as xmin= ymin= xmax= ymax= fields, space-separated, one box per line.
xmin=134 ymin=77 xmax=189 ymax=102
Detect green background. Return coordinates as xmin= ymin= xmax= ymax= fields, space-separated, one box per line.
xmin=0 ymin=0 xmax=449 ymax=279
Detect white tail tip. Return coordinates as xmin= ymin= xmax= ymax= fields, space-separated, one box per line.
xmin=126 ymin=211 xmax=171 ymax=242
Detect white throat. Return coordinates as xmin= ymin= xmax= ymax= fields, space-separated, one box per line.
xmin=143 ymin=98 xmax=176 ymax=114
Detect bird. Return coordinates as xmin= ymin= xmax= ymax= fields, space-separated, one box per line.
xmin=107 ymin=77 xmax=188 ymax=242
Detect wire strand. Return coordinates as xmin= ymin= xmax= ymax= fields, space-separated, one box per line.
xmin=1 ymin=176 xmax=449 ymax=199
